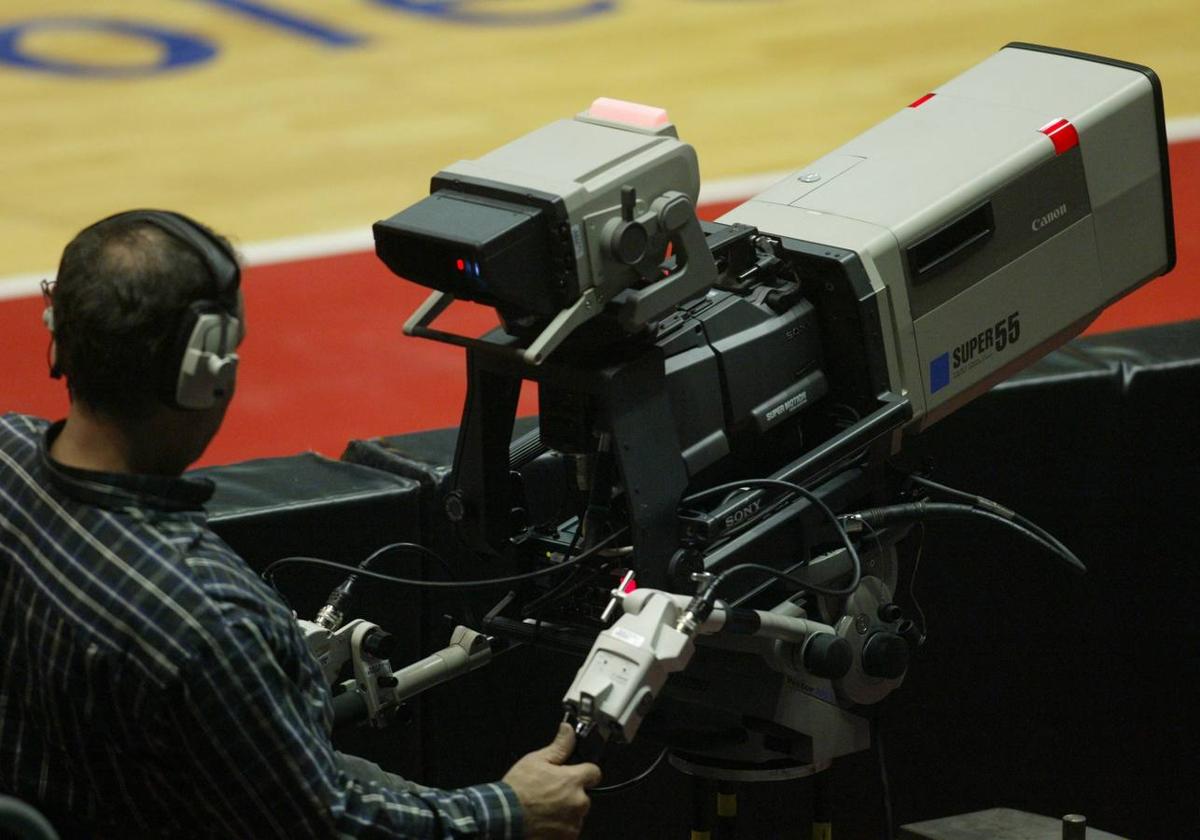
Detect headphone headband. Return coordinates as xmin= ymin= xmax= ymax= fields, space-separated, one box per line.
xmin=84 ymin=209 xmax=241 ymax=313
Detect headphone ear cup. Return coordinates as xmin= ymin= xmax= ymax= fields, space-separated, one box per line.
xmin=42 ymin=306 xmax=62 ymax=379
xmin=165 ymin=302 xmax=240 ymax=410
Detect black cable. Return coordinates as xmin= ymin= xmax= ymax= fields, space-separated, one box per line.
xmin=847 ymin=501 xmax=1086 ymax=575
xmin=905 ymin=522 xmax=929 ymax=643
xmin=683 ymin=478 xmax=857 ymax=561
xmin=706 ymin=561 xmax=861 ymax=606
xmin=519 ymin=540 xmax=590 ymax=628
xmin=906 ymin=473 xmax=1085 ymax=572
xmin=298 ymin=542 xmax=463 ymax=628
xmin=525 ymin=434 xmax=609 ymax=609
xmin=520 ymin=563 xmax=603 ymax=618
xmin=857 ymin=514 xmax=886 ymax=561
xmin=723 ymin=515 xmax=894 ymax=610
xmin=589 ymin=748 xmax=669 ymax=796
xmin=563 ymin=521 xmax=585 ymax=562
xmin=353 ymin=541 xmax=481 ymax=629
xmin=359 ymin=541 xmax=455 ymax=580
xmin=262 ymin=528 xmax=628 ymax=592
xmin=521 ymin=444 xmax=610 ymax=618
xmin=726 ymin=557 xmax=809 ymax=609
xmin=703 ymin=486 xmax=797 ymax=546
xmin=684 ymin=478 xmax=864 ymax=606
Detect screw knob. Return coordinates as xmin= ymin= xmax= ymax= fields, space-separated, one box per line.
xmin=362 ymin=630 xmax=396 ymax=661
xmin=861 ymin=631 xmax=909 ymax=679
xmin=803 ymin=633 xmax=853 ymax=679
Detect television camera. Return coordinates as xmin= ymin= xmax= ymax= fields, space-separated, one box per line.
xmin=362 ymin=43 xmax=1173 ymax=783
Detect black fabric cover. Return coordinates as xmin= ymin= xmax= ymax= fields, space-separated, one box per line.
xmin=883 ymin=322 xmax=1200 ymax=840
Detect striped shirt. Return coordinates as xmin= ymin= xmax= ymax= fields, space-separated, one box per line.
xmin=0 ymin=413 xmax=522 ymax=838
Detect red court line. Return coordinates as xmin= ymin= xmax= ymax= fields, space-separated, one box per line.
xmin=1087 ymin=139 xmax=1198 ymax=334
xmin=2 ymin=140 xmax=1196 ymax=468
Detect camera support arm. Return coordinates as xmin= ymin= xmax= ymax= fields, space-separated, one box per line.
xmin=299 ymin=618 xmax=493 ymax=729
xmin=446 ymin=341 xmax=689 ymax=587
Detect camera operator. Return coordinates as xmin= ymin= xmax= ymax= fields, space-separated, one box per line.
xmin=0 ymin=210 xmax=601 ymax=839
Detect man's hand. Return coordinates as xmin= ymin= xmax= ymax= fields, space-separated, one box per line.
xmin=502 ymin=723 xmax=602 ymax=840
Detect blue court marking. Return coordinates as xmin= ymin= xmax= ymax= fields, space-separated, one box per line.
xmin=0 ymin=18 xmax=216 ymax=77
xmin=192 ymin=0 xmax=364 ymax=46
xmin=371 ymin=0 xmax=615 ymax=26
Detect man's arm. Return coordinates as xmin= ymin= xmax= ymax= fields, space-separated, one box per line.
xmin=155 ymin=613 xmax=522 ymax=839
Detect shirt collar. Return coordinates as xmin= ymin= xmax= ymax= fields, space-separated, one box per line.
xmin=40 ymin=420 xmax=215 ymax=512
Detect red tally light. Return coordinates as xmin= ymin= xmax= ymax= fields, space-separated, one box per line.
xmin=622 ymin=576 xmax=637 ymax=594
xmin=455 ymin=258 xmax=465 ymax=272
xmin=1039 ymin=118 xmax=1079 ymax=155
xmin=588 ymin=97 xmax=670 ymax=128
xmin=909 ymin=93 xmax=936 ymax=108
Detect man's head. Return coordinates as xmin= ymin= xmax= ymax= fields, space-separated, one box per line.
xmin=45 ymin=210 xmax=244 ymax=472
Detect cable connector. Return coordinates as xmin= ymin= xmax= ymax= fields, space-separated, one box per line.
xmin=316 ymin=575 xmax=357 ymax=631
xmin=841 ymin=513 xmax=866 ymax=534
xmin=676 ymin=572 xmax=716 ymax=636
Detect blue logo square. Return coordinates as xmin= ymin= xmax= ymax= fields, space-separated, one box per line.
xmin=930 ymin=353 xmax=950 ymax=393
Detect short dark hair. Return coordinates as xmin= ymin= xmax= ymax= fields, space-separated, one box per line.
xmin=50 ymin=214 xmax=234 ymax=420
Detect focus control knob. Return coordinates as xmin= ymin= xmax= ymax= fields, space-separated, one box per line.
xmin=802 ymin=633 xmax=853 ymax=679
xmin=861 ymin=631 xmax=909 ymax=679
xmin=608 ymin=185 xmax=649 ymax=266
xmin=877 ymin=603 xmax=903 ymax=623
xmin=609 ymin=221 xmax=648 ymax=265
xmin=444 ymin=491 xmax=466 ymax=523
xmin=362 ymin=629 xmax=396 ymax=661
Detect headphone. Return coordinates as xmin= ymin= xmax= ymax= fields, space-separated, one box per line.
xmin=43 ymin=209 xmax=242 ymax=411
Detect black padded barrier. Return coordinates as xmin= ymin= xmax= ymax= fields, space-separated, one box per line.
xmin=881 ymin=321 xmax=1200 ymax=840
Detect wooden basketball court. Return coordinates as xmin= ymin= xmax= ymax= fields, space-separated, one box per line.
xmin=2 ymin=1 xmax=1198 ymax=465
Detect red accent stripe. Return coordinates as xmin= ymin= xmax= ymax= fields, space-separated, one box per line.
xmin=1040 ymin=118 xmax=1080 ymax=154
xmin=908 ymin=93 xmax=936 ymax=108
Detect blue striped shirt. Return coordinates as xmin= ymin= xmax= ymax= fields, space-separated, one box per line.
xmin=0 ymin=413 xmax=522 ymax=838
